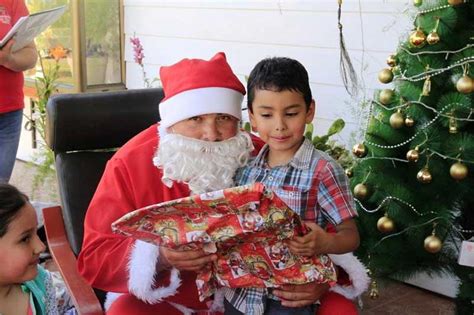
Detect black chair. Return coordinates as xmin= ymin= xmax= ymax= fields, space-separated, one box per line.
xmin=42 ymin=88 xmax=164 ymax=315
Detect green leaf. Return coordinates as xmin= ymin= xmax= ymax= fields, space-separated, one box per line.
xmin=243 ymin=122 xmax=251 ymax=132
xmin=327 ymin=119 xmax=345 ymax=137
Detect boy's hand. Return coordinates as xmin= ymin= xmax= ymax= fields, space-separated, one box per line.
xmin=286 ymin=222 xmax=330 ymax=256
xmin=273 ymin=281 xmax=329 ymax=307
xmin=159 ymin=246 xmax=217 ymax=272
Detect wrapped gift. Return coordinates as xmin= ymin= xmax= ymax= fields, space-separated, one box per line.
xmin=112 ymin=182 xmax=337 ymax=300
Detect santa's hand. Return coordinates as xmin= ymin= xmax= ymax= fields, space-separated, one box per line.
xmin=159 ymin=246 xmax=217 ymax=272
xmin=286 ymin=222 xmax=329 ymax=256
xmin=273 ymin=281 xmax=329 ymax=307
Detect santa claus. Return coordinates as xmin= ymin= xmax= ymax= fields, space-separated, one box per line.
xmin=78 ymin=52 xmax=368 ymax=315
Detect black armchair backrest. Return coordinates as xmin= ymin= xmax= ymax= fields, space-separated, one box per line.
xmin=46 ymin=88 xmax=164 ymax=255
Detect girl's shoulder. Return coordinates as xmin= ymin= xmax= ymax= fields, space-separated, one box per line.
xmin=23 ymin=265 xmax=61 ymax=315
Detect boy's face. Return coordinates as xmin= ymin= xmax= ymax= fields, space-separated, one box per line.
xmin=0 ymin=203 xmax=45 ymax=285
xmin=249 ymin=89 xmax=314 ymax=163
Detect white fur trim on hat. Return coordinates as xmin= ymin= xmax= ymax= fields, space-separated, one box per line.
xmin=159 ymin=87 xmax=243 ymax=129
xmin=328 ymin=253 xmax=370 ymax=300
xmin=128 ymin=240 xmax=182 ymax=304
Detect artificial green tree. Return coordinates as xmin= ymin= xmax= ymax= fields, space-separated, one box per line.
xmin=349 ymin=1 xmax=474 ymax=313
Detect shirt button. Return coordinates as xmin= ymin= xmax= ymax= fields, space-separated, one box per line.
xmin=268 ymin=176 xmax=273 ymax=180
xmin=289 ymin=192 xmax=294 ymax=197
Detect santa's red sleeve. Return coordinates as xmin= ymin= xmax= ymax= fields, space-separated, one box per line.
xmin=78 ymin=126 xmax=206 ymax=310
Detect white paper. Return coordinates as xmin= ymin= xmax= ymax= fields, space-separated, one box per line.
xmin=458 ymin=240 xmax=474 ymax=268
xmin=0 ymin=5 xmax=67 ymax=52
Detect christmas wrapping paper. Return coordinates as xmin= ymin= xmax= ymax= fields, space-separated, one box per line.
xmin=112 ymin=182 xmax=337 ymax=300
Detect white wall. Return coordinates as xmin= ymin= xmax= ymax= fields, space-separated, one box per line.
xmin=123 ymin=0 xmax=413 ymax=146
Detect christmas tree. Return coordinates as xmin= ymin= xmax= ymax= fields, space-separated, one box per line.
xmin=349 ymin=0 xmax=474 ymax=313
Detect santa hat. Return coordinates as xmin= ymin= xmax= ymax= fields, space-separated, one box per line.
xmin=159 ymin=52 xmax=245 ymax=129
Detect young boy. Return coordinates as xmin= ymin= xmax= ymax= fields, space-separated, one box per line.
xmin=224 ymin=57 xmax=360 ymax=315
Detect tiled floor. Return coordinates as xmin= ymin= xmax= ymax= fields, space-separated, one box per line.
xmin=10 ymin=159 xmax=456 ymax=315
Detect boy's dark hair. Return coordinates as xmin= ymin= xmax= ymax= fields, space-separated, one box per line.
xmin=247 ymin=57 xmax=312 ymax=112
xmin=0 ymin=184 xmax=29 ymax=237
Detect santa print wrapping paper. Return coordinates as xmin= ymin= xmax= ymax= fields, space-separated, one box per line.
xmin=112 ymin=182 xmax=337 ymax=301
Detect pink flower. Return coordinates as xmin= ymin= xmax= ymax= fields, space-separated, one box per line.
xmin=129 ymin=34 xmax=160 ymax=88
xmin=130 ymin=36 xmax=144 ymax=65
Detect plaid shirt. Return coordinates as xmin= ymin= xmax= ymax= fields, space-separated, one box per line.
xmin=224 ymin=138 xmax=357 ymax=314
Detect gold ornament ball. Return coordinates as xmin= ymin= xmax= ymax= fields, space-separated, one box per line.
xmin=352 ymin=143 xmax=367 ymax=158
xmin=353 ymin=183 xmax=369 ymax=200
xmin=450 ymin=162 xmax=469 ymax=180
xmin=448 ymin=0 xmax=464 ymax=5
xmin=389 ymin=111 xmax=405 ymax=129
xmin=456 ymin=75 xmax=474 ymax=94
xmin=377 ymin=216 xmax=395 ymax=233
xmin=426 ymin=31 xmax=440 ymax=45
xmin=424 ymin=235 xmax=442 ymax=253
xmin=417 ymin=168 xmax=432 ymax=184
xmin=405 ymin=116 xmax=415 ymax=127
xmin=379 ymin=89 xmax=394 ymax=105
xmin=345 ymin=168 xmax=353 ymax=178
xmin=386 ymin=54 xmax=397 ymax=67
xmin=378 ymin=68 xmax=394 ymax=84
xmin=413 ymin=0 xmax=423 ymax=6
xmin=409 ymin=29 xmax=426 ymax=47
xmin=406 ymin=149 xmax=420 ymax=163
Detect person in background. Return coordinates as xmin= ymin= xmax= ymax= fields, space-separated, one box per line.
xmin=0 ymin=0 xmax=38 ymax=183
xmin=224 ymin=57 xmax=367 ymax=315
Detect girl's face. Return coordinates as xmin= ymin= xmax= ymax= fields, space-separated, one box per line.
xmin=0 ymin=203 xmax=46 ymax=285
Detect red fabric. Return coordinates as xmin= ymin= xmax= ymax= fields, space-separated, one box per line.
xmin=160 ymin=52 xmax=245 ymax=102
xmin=303 ymin=159 xmax=327 ymax=221
xmin=0 ymin=0 xmax=28 ymax=113
xmin=107 ymin=293 xmax=224 ymax=315
xmin=325 ymin=223 xmax=352 ymax=287
xmin=78 ymin=124 xmax=264 ymax=311
xmin=107 ymin=294 xmax=187 ymax=315
xmin=317 ymin=291 xmax=358 ymax=315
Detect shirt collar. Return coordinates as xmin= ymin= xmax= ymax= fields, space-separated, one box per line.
xmin=252 ymin=137 xmax=314 ymax=170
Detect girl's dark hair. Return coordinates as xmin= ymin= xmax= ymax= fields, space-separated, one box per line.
xmin=247 ymin=57 xmax=312 ymax=112
xmin=0 ymin=184 xmax=29 ymax=237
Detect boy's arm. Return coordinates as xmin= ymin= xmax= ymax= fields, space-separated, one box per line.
xmin=317 ymin=219 xmax=359 ymax=254
xmin=287 ymin=219 xmax=359 ymax=256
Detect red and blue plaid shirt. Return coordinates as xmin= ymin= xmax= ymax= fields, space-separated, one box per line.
xmin=235 ymin=137 xmax=357 ymax=226
xmin=224 ymin=138 xmax=357 ymax=314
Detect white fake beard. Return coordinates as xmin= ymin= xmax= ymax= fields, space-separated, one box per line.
xmin=153 ymin=131 xmax=254 ymax=194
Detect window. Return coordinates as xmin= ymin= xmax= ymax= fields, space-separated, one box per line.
xmin=25 ymin=0 xmax=124 ymax=92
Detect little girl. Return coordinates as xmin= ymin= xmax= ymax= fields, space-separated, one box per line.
xmin=0 ymin=183 xmax=72 ymax=315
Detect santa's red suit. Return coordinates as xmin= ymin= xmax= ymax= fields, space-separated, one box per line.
xmin=78 ymin=124 xmax=368 ymax=314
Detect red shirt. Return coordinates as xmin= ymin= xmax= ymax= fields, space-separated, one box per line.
xmin=0 ymin=0 xmax=29 ymax=113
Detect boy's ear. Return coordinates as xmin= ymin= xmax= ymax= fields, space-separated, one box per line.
xmin=305 ymin=100 xmax=316 ymax=124
xmin=249 ymin=111 xmax=258 ymax=132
